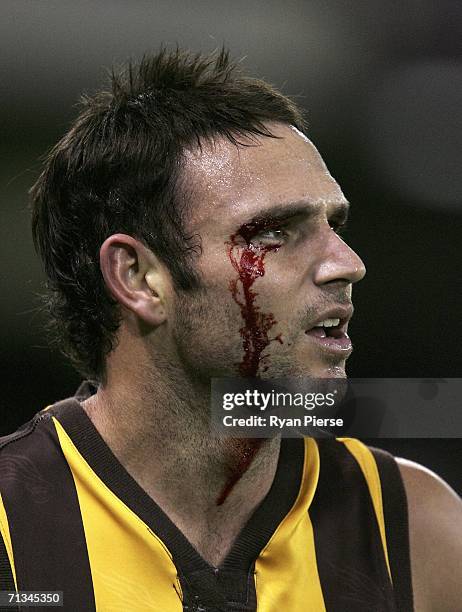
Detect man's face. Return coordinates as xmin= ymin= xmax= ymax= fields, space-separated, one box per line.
xmin=170 ymin=123 xmax=365 ymax=381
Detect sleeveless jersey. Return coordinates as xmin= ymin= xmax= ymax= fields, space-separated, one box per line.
xmin=0 ymin=383 xmax=413 ymax=611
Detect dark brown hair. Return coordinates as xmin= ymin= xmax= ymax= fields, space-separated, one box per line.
xmin=30 ymin=47 xmax=307 ymax=381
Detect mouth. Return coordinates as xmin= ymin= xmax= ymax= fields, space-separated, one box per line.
xmin=304 ymin=308 xmax=353 ymax=357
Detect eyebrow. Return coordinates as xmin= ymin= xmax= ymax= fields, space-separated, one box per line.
xmin=240 ymin=199 xmax=350 ymax=228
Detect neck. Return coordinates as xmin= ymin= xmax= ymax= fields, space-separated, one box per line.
xmin=81 ymin=363 xmax=280 ymax=563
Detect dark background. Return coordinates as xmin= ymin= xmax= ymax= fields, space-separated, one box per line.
xmin=1 ymin=1 xmax=461 ymax=491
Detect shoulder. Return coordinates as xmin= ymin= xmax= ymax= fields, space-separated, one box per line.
xmin=397 ymin=457 xmax=462 ymax=612
xmin=0 ymin=406 xmax=65 ymax=497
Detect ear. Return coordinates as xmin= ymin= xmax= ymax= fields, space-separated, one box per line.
xmin=99 ymin=233 xmax=168 ymax=327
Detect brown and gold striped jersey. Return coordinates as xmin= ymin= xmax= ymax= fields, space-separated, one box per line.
xmin=0 ymin=383 xmax=413 ymax=611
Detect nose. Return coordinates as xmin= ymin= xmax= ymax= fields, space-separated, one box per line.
xmin=312 ymin=229 xmax=366 ymax=287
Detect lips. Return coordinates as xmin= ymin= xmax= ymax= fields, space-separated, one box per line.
xmin=305 ymin=306 xmax=353 ymax=335
xmin=304 ymin=305 xmax=354 ymax=356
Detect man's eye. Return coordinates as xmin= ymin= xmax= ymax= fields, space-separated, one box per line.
xmin=251 ymin=228 xmax=287 ymax=245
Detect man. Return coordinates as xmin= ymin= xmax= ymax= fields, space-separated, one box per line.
xmin=0 ymin=48 xmax=460 ymax=612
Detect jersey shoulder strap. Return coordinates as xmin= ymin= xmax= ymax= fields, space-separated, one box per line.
xmin=369 ymin=446 xmax=414 ymax=612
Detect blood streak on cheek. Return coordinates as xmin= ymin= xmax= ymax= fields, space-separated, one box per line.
xmin=215 ymin=221 xmax=283 ymax=507
xmin=226 ymin=219 xmax=283 ymax=378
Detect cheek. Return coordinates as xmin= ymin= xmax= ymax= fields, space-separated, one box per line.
xmin=171 ymin=292 xmax=244 ymax=377
xmin=194 ymin=241 xmax=231 ymax=284
xmin=257 ymin=267 xmax=302 ymax=317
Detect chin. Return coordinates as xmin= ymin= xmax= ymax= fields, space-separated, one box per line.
xmin=259 ymin=358 xmax=348 ymax=380
xmin=324 ymin=365 xmax=347 ymax=379
xmin=304 ymin=361 xmax=348 ymax=379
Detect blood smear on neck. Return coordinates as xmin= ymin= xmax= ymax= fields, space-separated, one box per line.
xmin=215 ymin=438 xmax=264 ymax=506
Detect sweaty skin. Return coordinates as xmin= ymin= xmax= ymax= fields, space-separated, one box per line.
xmin=84 ymin=123 xmax=462 ymax=595
xmin=88 ymin=123 xmax=366 ymax=566
xmin=198 ymin=128 xmax=362 ymax=505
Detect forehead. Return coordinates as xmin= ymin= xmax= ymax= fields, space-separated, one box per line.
xmin=182 ymin=123 xmax=347 ymax=228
